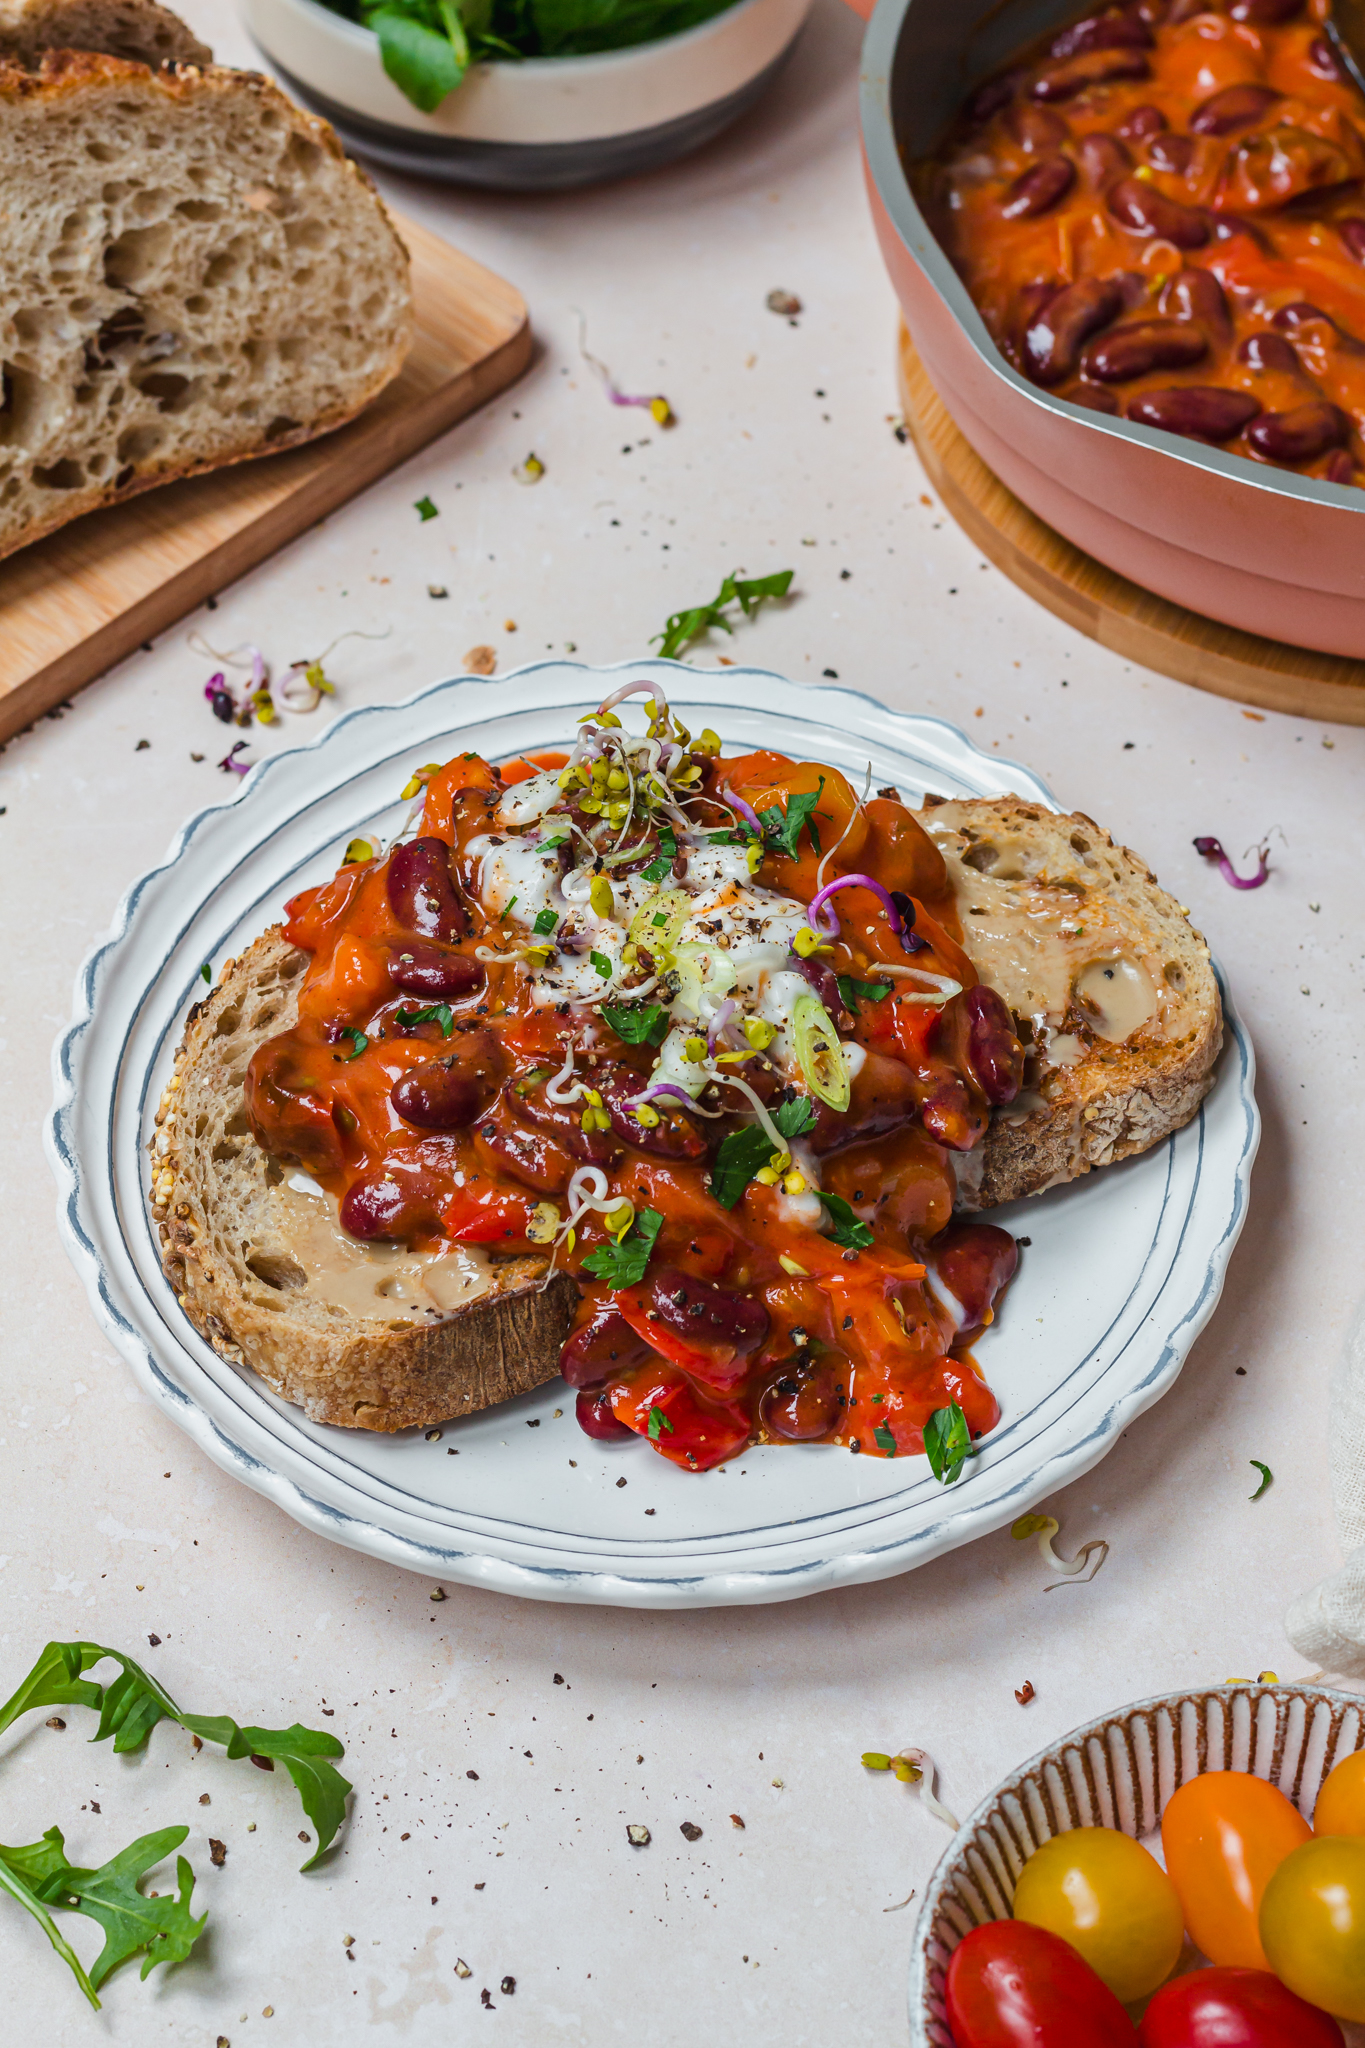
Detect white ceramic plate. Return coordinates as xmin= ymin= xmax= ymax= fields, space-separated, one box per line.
xmin=47 ymin=663 xmax=1258 ymax=1609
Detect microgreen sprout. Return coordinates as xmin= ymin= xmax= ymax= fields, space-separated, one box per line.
xmin=860 ymin=1747 xmax=959 ymax=1830
xmin=1011 ymin=1513 xmax=1110 ymax=1590
xmin=1193 ymin=834 xmax=1272 ymax=889
xmin=1249 ymin=1460 xmax=1273 ymax=1500
xmin=217 ymin=741 xmax=251 ymax=776
xmin=576 ymin=315 xmax=676 ymax=428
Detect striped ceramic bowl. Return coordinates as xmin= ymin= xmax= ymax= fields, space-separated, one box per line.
xmin=911 ymin=1681 xmax=1365 ymax=2044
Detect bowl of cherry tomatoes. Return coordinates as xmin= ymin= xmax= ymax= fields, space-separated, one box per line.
xmin=912 ymin=1678 xmax=1365 ymax=2045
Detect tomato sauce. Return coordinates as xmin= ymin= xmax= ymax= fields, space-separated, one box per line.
xmin=243 ymin=726 xmax=1023 ymax=1470
xmin=920 ymin=0 xmax=1365 ymax=483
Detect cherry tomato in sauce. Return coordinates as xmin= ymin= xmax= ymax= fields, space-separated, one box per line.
xmin=1137 ymin=1966 xmax=1344 ymax=2048
xmin=717 ymin=753 xmax=867 ymax=899
xmin=944 ymin=1919 xmax=1135 ymax=2048
xmin=1161 ymin=1771 xmax=1311 ymax=1969
xmin=1314 ymin=1749 xmax=1365 ymax=1838
xmin=1259 ymin=1835 xmax=1365 ymax=2022
xmin=1012 ymin=1825 xmax=1183 ymax=2003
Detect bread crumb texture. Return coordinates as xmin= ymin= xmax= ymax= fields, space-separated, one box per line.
xmin=0 ymin=50 xmax=411 ymax=559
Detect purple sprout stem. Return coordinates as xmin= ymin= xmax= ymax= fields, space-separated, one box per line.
xmin=721 ymin=787 xmax=763 ymax=836
xmin=807 ymin=872 xmax=906 ymax=940
xmin=1193 ymin=836 xmax=1270 ymax=890
xmin=707 ymin=998 xmax=738 ymax=1055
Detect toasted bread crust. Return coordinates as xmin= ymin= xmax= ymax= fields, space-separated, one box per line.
xmin=151 ymin=932 xmax=576 ymax=1433
xmin=0 ymin=50 xmax=411 ymax=564
xmin=0 ymin=0 xmax=212 ymax=68
xmin=919 ymin=795 xmax=1223 ymax=1208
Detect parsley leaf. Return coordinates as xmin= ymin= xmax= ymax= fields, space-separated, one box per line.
xmin=590 ymin=951 xmax=613 ymax=979
xmin=817 ymin=1192 xmax=873 ymax=1251
xmin=836 ymin=973 xmax=891 ymax=1013
xmin=759 ymin=777 xmax=825 ymax=861
xmin=413 ymin=492 xmax=440 ymax=521
xmin=872 ymin=1423 xmax=897 ymax=1458
xmin=602 ymin=1001 xmax=671 ymax=1047
xmin=395 ymin=1003 xmax=454 ymax=1037
xmin=580 ymin=1209 xmax=664 ymax=1287
xmin=923 ymin=1403 xmax=976 ymax=1486
xmin=706 ymin=1099 xmax=813 ymax=1210
xmin=647 ymin=1404 xmax=674 ymax=1442
xmin=0 ymin=1642 xmax=351 ymax=1871
xmin=652 ymin=568 xmax=794 ymax=661
xmin=774 ymin=1096 xmax=817 ymax=1140
xmin=533 ymin=907 xmax=559 ymax=936
xmin=0 ymin=1824 xmax=205 ymax=2002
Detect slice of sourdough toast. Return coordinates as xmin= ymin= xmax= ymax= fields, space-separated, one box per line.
xmin=151 ymin=930 xmax=577 ymax=1434
xmin=0 ymin=50 xmax=411 ymax=563
xmin=0 ymin=0 xmax=211 ymax=67
xmin=917 ymin=795 xmax=1222 ymax=1210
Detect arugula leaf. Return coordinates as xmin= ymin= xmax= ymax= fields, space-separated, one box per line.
xmin=601 ymin=1001 xmax=671 ymax=1047
xmin=0 ymin=1824 xmax=205 ymax=2001
xmin=580 ymin=1209 xmax=663 ymax=1287
xmin=652 ymin=569 xmax=794 ymax=661
xmin=0 ymin=1644 xmax=350 ymax=1870
xmin=836 ymin=974 xmax=891 ymax=1013
xmin=647 ymin=1404 xmax=674 ymax=1442
xmin=395 ymin=1003 xmax=455 ymax=1038
xmin=817 ymin=1192 xmax=873 ymax=1251
xmin=758 ymin=777 xmax=825 ymax=862
xmin=923 ymin=1403 xmax=976 ymax=1486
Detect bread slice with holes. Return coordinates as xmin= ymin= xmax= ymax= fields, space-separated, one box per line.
xmin=150 ymin=930 xmax=578 ymax=1434
xmin=0 ymin=0 xmax=211 ymax=67
xmin=0 ymin=49 xmax=411 ymax=562
xmin=916 ymin=795 xmax=1222 ymax=1210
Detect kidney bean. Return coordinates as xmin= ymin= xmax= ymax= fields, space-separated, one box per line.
xmin=1107 ymin=177 xmax=1210 ymax=246
xmin=1272 ymin=301 xmax=1363 ymax=351
xmin=1167 ymin=0 xmax=1207 ymax=17
xmin=967 ymin=73 xmax=1019 ymax=124
xmin=1237 ymin=329 xmax=1301 ymax=374
xmin=1189 ymin=82 xmax=1282 ymax=135
xmin=1339 ymin=219 xmax=1365 ymax=263
xmin=390 ymin=1059 xmax=484 ymax=1131
xmin=919 ymin=1072 xmax=985 ymax=1153
xmin=1229 ymin=0 xmax=1302 ymax=19
xmin=387 ymin=942 xmax=483 ymax=1001
xmin=1247 ymin=401 xmax=1351 ymax=461
xmin=809 ymin=1051 xmax=921 ymax=1154
xmin=506 ymin=1077 xmax=620 ymax=1165
xmin=1309 ymin=34 xmax=1346 ymax=80
xmin=1000 ymin=156 xmax=1075 ymax=220
xmin=1126 ymin=385 xmax=1262 ymax=440
xmin=560 ymin=1301 xmax=651 ymax=1388
xmin=1159 ymin=267 xmax=1232 ymax=340
xmin=1023 ymin=275 xmax=1123 ymax=383
xmin=1145 ymin=132 xmax=1195 ymax=175
xmin=1326 ymin=449 xmax=1358 ymax=485
xmin=1066 ymin=382 xmax=1122 ymax=413
xmin=648 ymin=1268 xmax=769 ymax=1360
xmin=387 ymin=837 xmax=468 ymax=944
xmin=962 ymin=986 xmax=1023 ymax=1105
xmin=760 ymin=1357 xmax=845 ymax=1443
xmin=927 ymin=1224 xmax=1019 ymax=1341
xmin=340 ymin=1158 xmax=445 ymax=1242
xmin=473 ymin=1101 xmax=576 ymax=1194
xmin=1208 ymin=209 xmax=1273 ymax=251
xmin=1031 ymin=47 xmax=1151 ymax=100
xmin=1078 ymin=133 xmax=1131 ymax=187
xmin=1008 ymin=102 xmax=1069 ymax=152
xmin=1081 ymin=317 xmax=1208 ymax=381
xmin=575 ymin=1386 xmax=634 ymax=1441
xmin=1049 ymin=10 xmax=1151 ymax=60
xmin=1129 ymin=0 xmax=1168 ymax=22
xmin=1118 ymin=103 xmax=1166 ymax=139
xmin=596 ymin=1069 xmax=707 ymax=1161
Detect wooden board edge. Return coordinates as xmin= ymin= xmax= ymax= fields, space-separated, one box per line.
xmin=0 ymin=289 xmax=531 ymax=745
xmin=897 ymin=322 xmax=1365 ymax=728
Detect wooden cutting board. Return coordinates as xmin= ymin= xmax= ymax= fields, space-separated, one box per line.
xmin=0 ymin=216 xmax=529 ymax=744
xmin=897 ymin=322 xmax=1365 ymax=727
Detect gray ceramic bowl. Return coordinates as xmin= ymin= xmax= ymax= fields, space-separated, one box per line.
xmin=245 ymin=0 xmax=813 ymax=189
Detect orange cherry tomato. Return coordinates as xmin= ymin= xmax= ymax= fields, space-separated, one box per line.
xmin=1012 ymin=1825 xmax=1183 ymax=2003
xmin=720 ymin=752 xmax=867 ymax=899
xmin=1314 ymin=1749 xmax=1365 ymax=1838
xmin=1161 ymin=1770 xmax=1312 ymax=1969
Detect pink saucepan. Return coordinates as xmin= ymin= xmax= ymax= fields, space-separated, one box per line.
xmin=852 ymin=0 xmax=1365 ymax=657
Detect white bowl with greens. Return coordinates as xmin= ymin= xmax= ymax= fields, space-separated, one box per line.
xmin=243 ymin=0 xmax=813 ymax=188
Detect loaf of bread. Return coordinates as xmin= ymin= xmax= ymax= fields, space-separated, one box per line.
xmin=918 ymin=795 xmax=1222 ymax=1209
xmin=0 ymin=0 xmax=210 ymax=69
xmin=153 ymin=931 xmax=578 ymax=1433
xmin=0 ymin=49 xmax=412 ymax=561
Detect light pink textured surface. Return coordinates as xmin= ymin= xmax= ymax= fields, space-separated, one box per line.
xmin=2 ymin=1 xmax=1363 ymax=2042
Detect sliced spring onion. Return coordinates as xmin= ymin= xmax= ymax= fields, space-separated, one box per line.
xmin=790 ymin=991 xmax=850 ymax=1112
xmin=627 ymin=887 xmax=689 ymax=959
xmin=670 ymin=940 xmax=736 ymax=1018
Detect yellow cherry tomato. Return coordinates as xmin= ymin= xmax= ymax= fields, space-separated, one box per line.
xmin=1315 ymin=1749 xmax=1365 ymax=1838
xmin=1161 ymin=1770 xmax=1311 ymax=1968
xmin=1012 ymin=1825 xmax=1184 ymax=2003
xmin=1260 ymin=1834 xmax=1365 ymax=2020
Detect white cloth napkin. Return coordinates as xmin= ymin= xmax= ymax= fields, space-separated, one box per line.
xmin=1286 ymin=1304 xmax=1365 ymax=1677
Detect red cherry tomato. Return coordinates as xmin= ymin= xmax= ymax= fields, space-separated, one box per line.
xmin=944 ymin=1919 xmax=1136 ymax=2048
xmin=1138 ymin=1966 xmax=1345 ymax=2048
